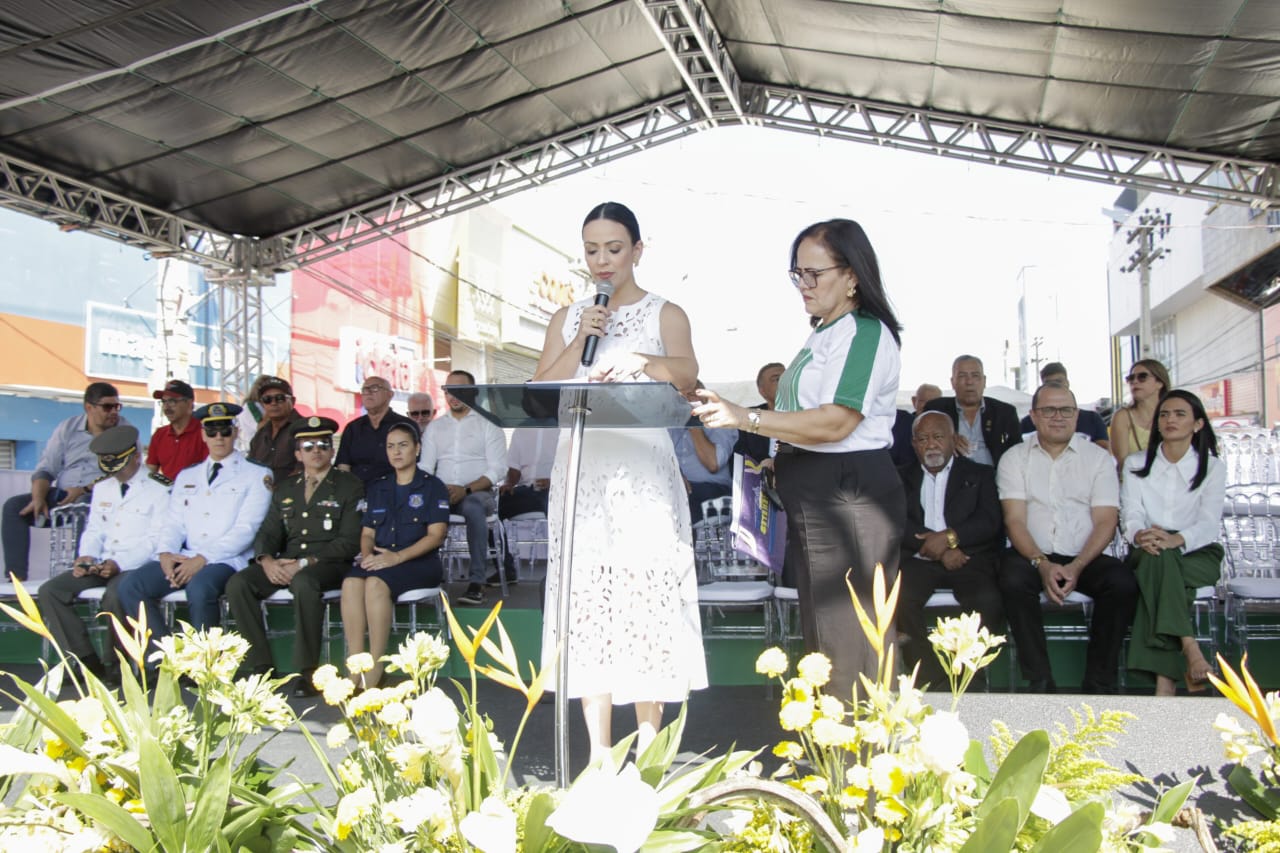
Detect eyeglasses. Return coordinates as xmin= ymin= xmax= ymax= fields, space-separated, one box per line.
xmin=1034 ymin=406 xmax=1078 ymax=419
xmin=1125 ymin=371 xmax=1152 ymax=383
xmin=298 ymin=440 xmax=333 ymax=452
xmin=787 ymin=265 xmax=845 ymax=290
xmin=159 ymin=398 xmax=187 ymax=407
xmin=361 ymin=385 xmax=389 ymax=394
xmin=92 ymin=402 xmax=122 ymax=412
xmin=202 ymin=424 xmax=234 ymax=437
xmin=408 ymin=409 xmax=433 ymax=418
xmin=260 ymin=393 xmax=290 ymax=404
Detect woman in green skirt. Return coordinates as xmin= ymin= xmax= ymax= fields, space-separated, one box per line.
xmin=1121 ymin=389 xmax=1225 ymax=695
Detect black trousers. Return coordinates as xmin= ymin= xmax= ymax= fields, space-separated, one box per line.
xmin=775 ymin=447 xmax=905 ymax=701
xmin=897 ymin=551 xmax=1004 ymax=689
xmin=998 ymin=550 xmax=1137 ymax=691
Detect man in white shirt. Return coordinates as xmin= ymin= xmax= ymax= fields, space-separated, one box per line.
xmin=420 ymin=370 xmax=508 ymax=606
xmin=497 ymin=426 xmax=556 ymax=583
xmin=38 ymin=424 xmax=170 ymax=686
xmin=996 ymin=384 xmax=1136 ymax=694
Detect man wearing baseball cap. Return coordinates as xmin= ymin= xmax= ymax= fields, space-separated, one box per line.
xmin=38 ymin=424 xmax=171 ymax=687
xmin=146 ymin=378 xmax=207 ymax=481
xmin=225 ymin=415 xmax=364 ymax=695
xmin=114 ymin=402 xmax=273 ymax=648
xmin=248 ymin=376 xmax=303 ymax=485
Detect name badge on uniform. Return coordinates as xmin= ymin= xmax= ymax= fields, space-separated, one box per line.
xmin=408 ymin=494 xmax=424 ymax=508
xmin=323 ymin=518 xmax=333 ymax=531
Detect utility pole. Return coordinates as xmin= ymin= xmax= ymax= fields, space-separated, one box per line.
xmin=1030 ymin=336 xmax=1045 ymax=381
xmin=1124 ymin=208 xmax=1172 ymax=358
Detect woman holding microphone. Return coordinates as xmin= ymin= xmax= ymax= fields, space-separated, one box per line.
xmin=693 ymin=218 xmax=905 ymax=700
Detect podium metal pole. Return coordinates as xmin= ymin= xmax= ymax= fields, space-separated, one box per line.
xmin=554 ymin=387 xmax=590 ymax=788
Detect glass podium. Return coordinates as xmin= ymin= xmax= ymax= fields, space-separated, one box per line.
xmin=443 ymin=381 xmax=697 ymax=785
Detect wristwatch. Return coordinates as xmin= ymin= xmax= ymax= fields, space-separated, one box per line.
xmin=945 ymin=529 xmax=959 ymax=550
xmin=1030 ymin=554 xmax=1046 ymax=570
xmin=747 ymin=410 xmax=761 ymax=434
xmin=298 ymin=557 xmax=310 ymax=570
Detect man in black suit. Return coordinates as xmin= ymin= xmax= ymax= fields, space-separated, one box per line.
xmin=896 ymin=411 xmax=1005 ymax=688
xmin=924 ymin=354 xmax=1021 ymax=467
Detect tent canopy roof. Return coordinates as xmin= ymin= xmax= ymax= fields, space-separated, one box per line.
xmin=1 ymin=0 xmax=1278 ymax=254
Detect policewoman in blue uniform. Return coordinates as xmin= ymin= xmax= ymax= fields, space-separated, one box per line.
xmin=342 ymin=421 xmax=450 ymax=688
xmin=114 ymin=402 xmax=273 ymax=646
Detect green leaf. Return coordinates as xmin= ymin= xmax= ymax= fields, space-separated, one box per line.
xmin=959 ymin=797 xmax=1020 ymax=853
xmin=138 ymin=731 xmax=187 ymax=852
xmin=637 ymin=703 xmax=687 ymax=787
xmin=1149 ymin=776 xmax=1198 ymax=826
xmin=11 ymin=676 xmax=86 ymax=750
xmin=55 ymin=791 xmax=155 ymax=853
xmin=639 ymin=828 xmax=714 ymax=851
xmin=1028 ymin=801 xmax=1104 ymax=853
xmin=978 ymin=729 xmax=1049 ymax=827
xmin=1228 ymin=764 xmax=1280 ymax=819
xmin=521 ymin=790 xmax=559 ymax=853
xmin=654 ymin=749 xmax=759 ymax=814
xmin=964 ymin=738 xmax=991 ymax=785
xmin=186 ymin=750 xmax=233 ymax=852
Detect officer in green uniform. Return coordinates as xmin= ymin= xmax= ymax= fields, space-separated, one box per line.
xmin=224 ymin=416 xmax=364 ymax=696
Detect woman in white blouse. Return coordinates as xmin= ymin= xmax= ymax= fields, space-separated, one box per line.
xmin=1121 ymin=390 xmax=1225 ymax=695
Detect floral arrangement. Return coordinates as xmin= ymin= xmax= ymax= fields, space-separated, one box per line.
xmin=1210 ymin=653 xmax=1280 ymax=851
xmin=0 ymin=568 xmax=1199 ymax=852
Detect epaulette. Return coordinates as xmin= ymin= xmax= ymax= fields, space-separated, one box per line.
xmin=149 ymin=471 xmax=173 ymax=487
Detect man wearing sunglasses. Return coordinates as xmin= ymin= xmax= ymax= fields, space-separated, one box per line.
xmin=248 ymin=376 xmax=304 ymax=485
xmin=225 ymin=416 xmax=364 ymax=696
xmin=113 ymin=403 xmax=273 ymax=648
xmin=2 ymin=382 xmax=132 ymax=580
xmin=146 ymin=379 xmax=207 ymax=481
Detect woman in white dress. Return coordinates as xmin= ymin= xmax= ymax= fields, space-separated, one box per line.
xmin=533 ymin=201 xmax=706 ymax=762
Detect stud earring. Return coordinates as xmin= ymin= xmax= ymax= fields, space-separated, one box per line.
xmin=846 ymin=288 xmax=855 ymax=298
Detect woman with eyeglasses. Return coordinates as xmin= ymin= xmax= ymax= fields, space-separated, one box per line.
xmin=532 ymin=201 xmax=705 ymax=763
xmin=1120 ymin=390 xmax=1224 ymax=694
xmin=694 ymin=219 xmax=905 ymax=700
xmin=1109 ymin=359 xmax=1171 ymax=469
xmin=341 ymin=421 xmax=450 ymax=689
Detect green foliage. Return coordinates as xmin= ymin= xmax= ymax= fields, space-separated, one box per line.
xmin=720 ymin=801 xmax=816 ymax=852
xmin=1224 ymin=818 xmax=1280 ymax=852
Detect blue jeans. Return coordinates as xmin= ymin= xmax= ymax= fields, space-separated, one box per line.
xmin=452 ymin=491 xmax=496 ymax=584
xmin=115 ymin=559 xmax=236 ymax=641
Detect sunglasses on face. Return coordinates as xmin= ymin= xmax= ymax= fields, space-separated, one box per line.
xmin=159 ymin=398 xmax=187 ymax=407
xmin=260 ymin=393 xmax=290 ymax=404
xmin=93 ymin=402 xmax=122 ymax=412
xmin=298 ymin=440 xmax=333 ymax=452
xmin=408 ymin=409 xmax=433 ymax=418
xmin=203 ymin=424 xmax=234 ymax=437
xmin=1125 ymin=371 xmax=1152 ymax=383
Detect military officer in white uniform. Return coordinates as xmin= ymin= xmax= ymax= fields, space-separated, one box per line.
xmin=38 ymin=424 xmax=170 ymax=685
xmin=114 ymin=403 xmax=273 ymax=643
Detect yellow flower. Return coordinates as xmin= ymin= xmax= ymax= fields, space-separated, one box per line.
xmin=44 ymin=739 xmax=69 ymax=761
xmin=312 ymin=664 xmax=340 ymax=691
xmin=779 ymin=698 xmax=815 ymax=732
xmin=326 ymin=723 xmax=351 ymax=750
xmin=346 ymin=653 xmax=374 ymax=676
xmin=875 ymin=798 xmax=909 ymax=825
xmin=839 ymin=785 xmax=868 ymax=808
xmin=870 ymin=753 xmax=906 ymax=796
xmin=755 ymin=647 xmax=789 ymax=678
xmin=846 ymin=764 xmax=871 ymax=788
xmin=337 ymin=757 xmax=364 ymax=791
xmin=323 ymin=677 xmax=355 ymax=706
xmin=818 ymin=694 xmax=845 ymax=721
xmin=334 ymin=786 xmax=377 ymax=840
xmin=811 ymin=717 xmax=858 ymax=748
xmin=347 ymin=687 xmax=388 ymax=717
xmin=797 ymin=653 xmax=832 ymax=688
xmin=377 ymin=702 xmax=409 ymax=728
xmin=772 ymin=741 xmax=804 ymax=761
xmin=798 ymin=774 xmax=828 ymax=795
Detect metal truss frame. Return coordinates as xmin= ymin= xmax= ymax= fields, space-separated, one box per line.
xmin=744 ymin=86 xmax=1280 ymax=210
xmin=635 ymin=0 xmax=744 ymax=121
xmin=205 ymin=267 xmax=269 ymax=404
xmin=272 ymin=93 xmax=704 ymax=269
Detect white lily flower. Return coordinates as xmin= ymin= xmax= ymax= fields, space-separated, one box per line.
xmin=1029 ymin=784 xmax=1071 ymax=823
xmin=459 ymin=795 xmax=518 ymax=853
xmin=546 ymin=763 xmax=659 ymax=853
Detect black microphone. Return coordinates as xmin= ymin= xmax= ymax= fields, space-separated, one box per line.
xmin=580 ymin=280 xmax=615 ymax=367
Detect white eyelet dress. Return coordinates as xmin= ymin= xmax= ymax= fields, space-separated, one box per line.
xmin=540 ymin=292 xmax=709 ymax=704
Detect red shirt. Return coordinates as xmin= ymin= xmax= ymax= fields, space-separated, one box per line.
xmin=145 ymin=419 xmax=209 ymax=480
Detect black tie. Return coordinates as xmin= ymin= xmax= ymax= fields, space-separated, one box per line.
xmin=120 ymin=483 xmax=129 ymax=497
xmin=208 ymin=462 xmax=222 ymax=485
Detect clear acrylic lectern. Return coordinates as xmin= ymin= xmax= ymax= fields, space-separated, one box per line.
xmin=442 ymin=382 xmax=697 ymax=787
